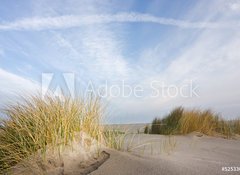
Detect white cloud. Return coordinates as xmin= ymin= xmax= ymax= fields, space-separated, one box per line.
xmin=80 ymin=26 xmax=129 ymax=81
xmin=0 ymin=12 xmax=239 ymax=31
xmin=131 ymin=22 xmax=240 ymax=119
xmin=228 ymin=1 xmax=240 ymax=11
xmin=1 ymin=0 xmax=240 ymax=121
xmin=0 ymin=68 xmax=40 ymax=103
xmin=44 ymin=25 xmax=130 ymax=85
xmin=102 ymin=0 xmax=240 ymax=120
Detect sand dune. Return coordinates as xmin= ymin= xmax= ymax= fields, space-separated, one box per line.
xmin=91 ymin=133 xmax=240 ymax=175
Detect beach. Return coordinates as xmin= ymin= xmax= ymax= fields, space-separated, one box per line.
xmin=91 ymin=133 xmax=240 ymax=175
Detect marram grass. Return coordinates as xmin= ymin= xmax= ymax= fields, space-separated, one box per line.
xmin=103 ymin=129 xmax=126 ymax=150
xmin=231 ymin=118 xmax=240 ymax=135
xmin=148 ymin=107 xmax=239 ymax=137
xmin=179 ymin=110 xmax=225 ymax=136
xmin=0 ymin=94 xmax=103 ymax=172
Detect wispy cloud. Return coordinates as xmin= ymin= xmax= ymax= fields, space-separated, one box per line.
xmin=47 ymin=28 xmax=129 ymax=83
xmin=228 ymin=1 xmax=240 ymax=11
xmin=0 ymin=68 xmax=39 ymax=104
xmin=0 ymin=12 xmax=239 ymax=31
xmin=1 ymin=0 xmax=240 ymax=122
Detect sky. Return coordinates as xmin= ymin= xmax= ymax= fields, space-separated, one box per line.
xmin=0 ymin=0 xmax=240 ymax=123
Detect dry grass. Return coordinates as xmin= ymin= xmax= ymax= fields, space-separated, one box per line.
xmin=231 ymin=118 xmax=240 ymax=135
xmin=179 ymin=110 xmax=232 ymax=137
xmin=121 ymin=134 xmax=177 ymax=155
xmin=148 ymin=107 xmax=238 ymax=138
xmin=0 ymin=94 xmax=103 ymax=173
xmin=160 ymin=136 xmax=177 ymax=155
xmin=103 ymin=129 xmax=126 ymax=150
xmin=150 ymin=107 xmax=184 ymax=135
xmin=178 ymin=110 xmax=218 ymax=135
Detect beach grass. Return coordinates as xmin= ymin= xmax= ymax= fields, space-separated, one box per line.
xmin=0 ymin=94 xmax=103 ymax=173
xmin=147 ymin=107 xmax=238 ymax=137
xmin=232 ymin=118 xmax=240 ymax=135
xmin=1 ymin=94 xmax=239 ymax=173
xmin=179 ymin=110 xmax=229 ymax=136
xmin=103 ymin=129 xmax=126 ymax=150
xmin=149 ymin=107 xmax=184 ymax=135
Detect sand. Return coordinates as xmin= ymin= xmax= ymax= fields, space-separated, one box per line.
xmin=10 ymin=132 xmax=104 ymax=175
xmin=10 ymin=131 xmax=240 ymax=175
xmin=90 ymin=133 xmax=240 ymax=175
xmin=104 ymin=123 xmax=147 ymax=134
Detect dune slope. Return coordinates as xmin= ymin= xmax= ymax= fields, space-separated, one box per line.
xmin=91 ymin=134 xmax=240 ymax=175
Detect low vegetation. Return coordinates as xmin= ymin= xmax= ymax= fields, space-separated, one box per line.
xmin=1 ymin=94 xmax=239 ymax=173
xmin=103 ymin=129 xmax=126 ymax=150
xmin=145 ymin=107 xmax=240 ymax=138
xmin=0 ymin=94 xmax=104 ymax=173
xmin=231 ymin=118 xmax=240 ymax=134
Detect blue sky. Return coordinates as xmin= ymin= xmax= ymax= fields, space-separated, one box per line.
xmin=0 ymin=0 xmax=240 ymax=123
